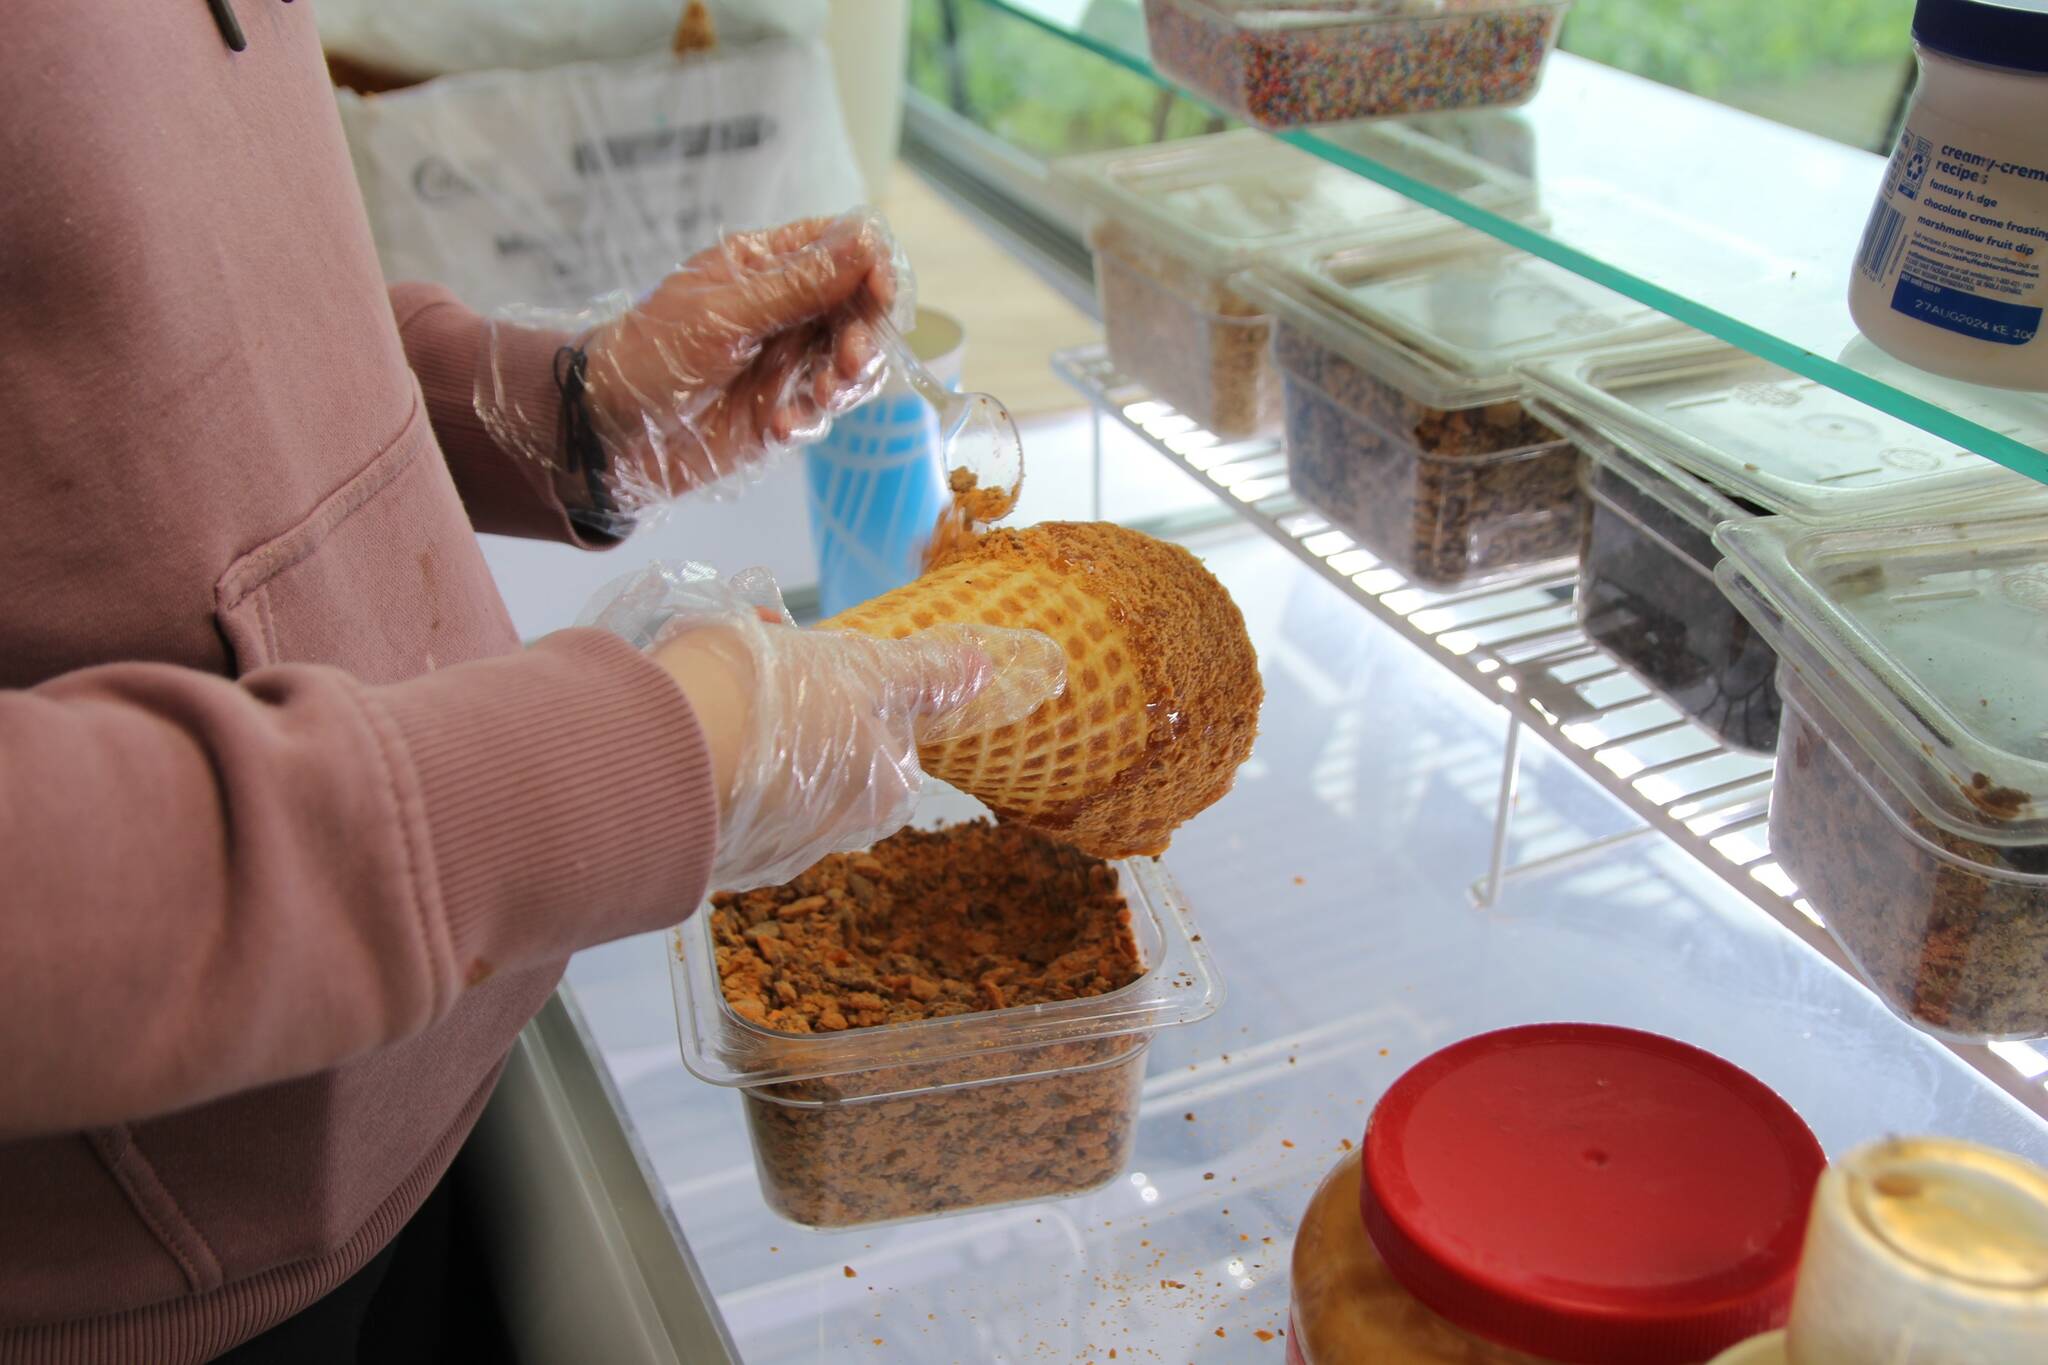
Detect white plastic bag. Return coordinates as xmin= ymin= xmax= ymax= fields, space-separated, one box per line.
xmin=339 ymin=41 xmax=866 ymax=311
xmin=317 ymin=0 xmax=830 ymax=78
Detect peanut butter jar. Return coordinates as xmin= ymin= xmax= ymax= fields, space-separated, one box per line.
xmin=1289 ymin=1024 xmax=1825 ymax=1364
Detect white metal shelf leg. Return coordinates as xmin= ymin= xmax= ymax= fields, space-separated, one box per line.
xmin=1475 ymin=712 xmax=1525 ymax=909
xmin=1090 ymin=406 xmax=1104 ymax=522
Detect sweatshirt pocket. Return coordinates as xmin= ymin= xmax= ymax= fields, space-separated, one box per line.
xmin=215 ymin=394 xmax=517 ymax=682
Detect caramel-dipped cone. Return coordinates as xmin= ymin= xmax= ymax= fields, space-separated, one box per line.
xmin=820 ymin=522 xmax=1261 ymax=858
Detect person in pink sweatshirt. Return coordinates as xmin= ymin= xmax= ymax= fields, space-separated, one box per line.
xmin=0 ymin=3 xmax=1058 ymax=1362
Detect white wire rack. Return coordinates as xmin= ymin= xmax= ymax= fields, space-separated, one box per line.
xmin=1053 ymin=343 xmax=2048 ymax=1124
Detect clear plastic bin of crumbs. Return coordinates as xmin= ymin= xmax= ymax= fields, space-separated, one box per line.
xmin=1055 ymin=127 xmax=1536 ymax=439
xmin=667 ymin=787 xmax=1222 ymax=1229
xmin=1520 ymin=333 xmax=2048 ymax=753
xmin=1240 ymin=241 xmax=1680 ymax=587
xmin=1518 ymin=347 xmax=1778 ymax=753
xmin=1717 ymin=514 xmax=2048 ymax=1041
xmin=1142 ymin=0 xmax=1573 ymax=130
xmin=1574 ymin=431 xmax=1779 ymax=753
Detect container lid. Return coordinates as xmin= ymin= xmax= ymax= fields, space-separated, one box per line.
xmin=1519 ymin=335 xmax=2046 ymax=521
xmin=1525 ymin=381 xmax=1762 ymax=546
xmin=1360 ymin=1024 xmax=1825 ymax=1365
xmin=1716 ymin=513 xmax=2048 ymax=845
xmin=1788 ymin=1138 xmax=2048 ymax=1361
xmin=1053 ymin=126 xmax=1532 ymax=279
xmin=1246 ymin=241 xmax=1679 ymax=409
xmin=1914 ymin=0 xmax=2048 ymax=75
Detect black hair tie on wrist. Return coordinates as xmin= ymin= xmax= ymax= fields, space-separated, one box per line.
xmin=555 ymin=342 xmax=624 ymax=537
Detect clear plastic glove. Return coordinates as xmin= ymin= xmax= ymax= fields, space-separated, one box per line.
xmin=479 ymin=211 xmax=910 ymax=532
xmin=582 ymin=563 xmax=1066 ymax=893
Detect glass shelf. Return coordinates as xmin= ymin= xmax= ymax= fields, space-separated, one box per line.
xmin=984 ymin=0 xmax=2048 ymax=488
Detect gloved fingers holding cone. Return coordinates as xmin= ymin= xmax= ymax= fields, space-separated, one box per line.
xmin=581 ymin=229 xmax=1260 ymax=882
xmin=823 ymin=519 xmax=1261 ymax=860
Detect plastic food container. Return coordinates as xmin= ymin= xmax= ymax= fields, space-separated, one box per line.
xmin=1847 ymin=0 xmax=2048 ymax=390
xmin=1056 ymin=127 xmax=1535 ymax=438
xmin=1522 ymin=334 xmax=2048 ymax=523
xmin=1288 ymin=1024 xmax=1825 ymax=1364
xmin=1711 ymin=1137 xmax=2048 ymax=1364
xmin=667 ymin=793 xmax=1221 ymax=1228
xmin=1718 ymin=513 xmax=2048 ymax=1040
xmin=1143 ymin=0 xmax=1573 ymax=130
xmin=1573 ymin=433 xmax=1778 ymax=752
xmin=1243 ymin=242 xmax=1678 ymax=586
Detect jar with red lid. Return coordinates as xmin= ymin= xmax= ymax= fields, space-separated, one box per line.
xmin=1288 ymin=1024 xmax=1827 ymax=1364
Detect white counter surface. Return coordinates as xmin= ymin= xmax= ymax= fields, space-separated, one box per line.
xmin=561 ymin=527 xmax=2048 ymax=1363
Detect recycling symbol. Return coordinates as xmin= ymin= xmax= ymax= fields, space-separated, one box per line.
xmin=1905 ymin=148 xmax=1928 ymax=184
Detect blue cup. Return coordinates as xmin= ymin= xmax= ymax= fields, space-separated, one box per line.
xmin=806 ymin=307 xmax=963 ymax=619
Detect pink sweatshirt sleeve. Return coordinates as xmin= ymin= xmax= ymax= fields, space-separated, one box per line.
xmin=0 ymin=629 xmax=718 ymax=1139
xmin=388 ymin=282 xmax=619 ymax=547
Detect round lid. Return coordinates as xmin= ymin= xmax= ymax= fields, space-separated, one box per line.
xmin=1840 ymin=1138 xmax=2048 ymax=1293
xmin=1914 ymin=0 xmax=2048 ymax=74
xmin=1360 ymin=1024 xmax=1826 ymax=1365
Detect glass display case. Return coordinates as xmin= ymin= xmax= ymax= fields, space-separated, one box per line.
xmin=532 ymin=4 xmax=2048 ymax=1358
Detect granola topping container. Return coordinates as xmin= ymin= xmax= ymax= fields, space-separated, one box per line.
xmin=1243 ymin=241 xmax=1679 ymax=586
xmin=667 ymin=789 xmax=1222 ymax=1228
xmin=1055 ymin=126 xmax=1534 ymax=437
xmin=1717 ymin=512 xmax=2048 ymax=1039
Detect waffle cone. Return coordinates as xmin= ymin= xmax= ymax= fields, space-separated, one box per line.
xmin=820 ymin=522 xmax=1261 ymax=858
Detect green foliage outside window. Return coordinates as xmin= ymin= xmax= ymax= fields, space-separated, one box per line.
xmin=908 ymin=0 xmax=1224 ymax=158
xmin=906 ymin=0 xmax=1918 ymax=158
xmin=1560 ymin=0 xmax=1912 ymax=100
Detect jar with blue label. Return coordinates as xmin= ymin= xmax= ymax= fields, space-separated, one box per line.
xmin=1848 ymin=0 xmax=2048 ymax=391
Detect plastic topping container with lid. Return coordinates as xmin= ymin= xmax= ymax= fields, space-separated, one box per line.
xmin=667 ymin=786 xmax=1221 ymax=1228
xmin=1241 ymin=240 xmax=1680 ymax=586
xmin=1716 ymin=511 xmax=2048 ymax=1040
xmin=1288 ymin=1023 xmax=1826 ymax=1364
xmin=1710 ymin=1137 xmax=2048 ymax=1363
xmin=1521 ymin=371 xmax=1779 ymax=752
xmin=1054 ymin=126 xmax=1535 ymax=437
xmin=1142 ymin=0 xmax=1574 ymax=130
xmin=1521 ymin=334 xmax=2047 ymax=753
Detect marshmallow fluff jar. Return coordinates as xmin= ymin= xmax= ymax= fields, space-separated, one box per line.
xmin=1848 ymin=0 xmax=2048 ymax=390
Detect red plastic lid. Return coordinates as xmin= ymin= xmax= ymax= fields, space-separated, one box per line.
xmin=1360 ymin=1024 xmax=1824 ymax=1365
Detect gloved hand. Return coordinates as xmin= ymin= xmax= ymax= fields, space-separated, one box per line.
xmin=582 ymin=563 xmax=1066 ymax=893
xmin=479 ymin=212 xmax=907 ymax=531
